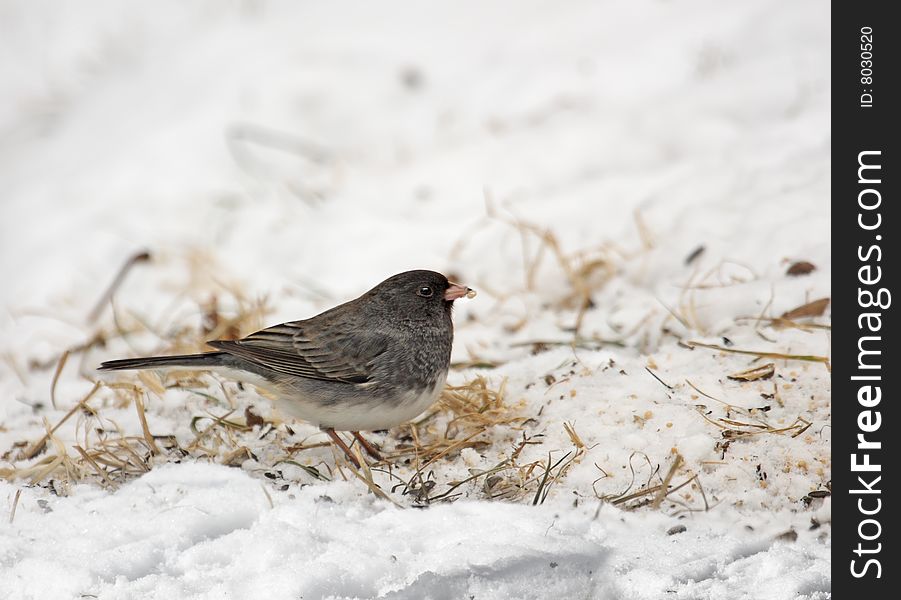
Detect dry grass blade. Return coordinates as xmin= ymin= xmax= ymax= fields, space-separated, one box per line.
xmin=137 ymin=371 xmax=167 ymax=397
xmin=744 ymin=316 xmax=831 ymax=331
xmin=8 ymin=489 xmax=21 ymax=524
xmin=531 ymin=450 xmax=577 ymax=505
xmin=688 ymin=378 xmax=813 ymax=441
xmin=563 ymin=422 xmax=585 ymax=450
xmin=275 ymin=460 xmax=330 ymax=481
xmin=645 ymin=367 xmax=674 ymax=390
xmin=344 ymin=446 xmax=402 ymax=507
xmin=74 ymin=445 xmax=116 ymax=489
xmin=133 ymin=393 xmax=161 ymax=454
xmin=96 ymin=438 xmax=152 ymax=474
xmin=23 ymin=382 xmax=102 ymax=460
xmin=610 ymin=469 xmax=707 ymax=513
xmin=634 ymin=209 xmax=655 ymax=250
xmin=87 ymin=249 xmax=152 ymax=323
xmin=260 ymin=484 xmax=274 ymax=509
xmin=685 ymin=379 xmax=740 ymax=410
xmin=2 ymin=352 xmax=27 ymax=385
xmin=428 ymin=459 xmax=514 ymax=502
xmin=719 ymin=416 xmax=811 ymax=440
xmin=50 ymin=350 xmax=69 ymax=410
xmin=651 ymin=454 xmax=683 ymax=509
xmin=611 ymin=483 xmax=666 ymax=506
xmin=686 ymin=341 xmax=829 ymax=363
xmin=727 ymin=363 xmax=775 ymax=382
xmin=26 ymin=419 xmax=85 ymax=485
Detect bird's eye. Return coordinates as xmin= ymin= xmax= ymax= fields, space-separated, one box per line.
xmin=417 ymin=286 xmax=434 ymax=297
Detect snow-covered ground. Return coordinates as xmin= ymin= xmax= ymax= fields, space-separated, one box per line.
xmin=1 ymin=2 xmax=830 ymax=599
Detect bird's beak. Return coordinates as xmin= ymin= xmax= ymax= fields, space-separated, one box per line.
xmin=445 ymin=283 xmax=474 ymax=301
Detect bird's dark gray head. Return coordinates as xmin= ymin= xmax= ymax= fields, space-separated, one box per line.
xmin=364 ymin=270 xmax=471 ymax=321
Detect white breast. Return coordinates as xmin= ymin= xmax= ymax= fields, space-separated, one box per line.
xmin=269 ymin=371 xmax=448 ymax=432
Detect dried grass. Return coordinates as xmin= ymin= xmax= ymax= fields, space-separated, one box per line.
xmin=666 ymin=259 xmax=759 ymax=334
xmin=450 ymin=196 xmax=625 ymax=337
xmin=2 ymin=290 xmax=536 ymax=501
xmin=598 ymin=452 xmax=711 ymax=513
xmin=686 ymin=340 xmax=830 ymax=364
xmin=687 ymin=380 xmax=812 ymax=441
xmin=2 ymin=233 xmax=830 ymax=514
xmin=1 ymin=252 xmax=273 ymax=489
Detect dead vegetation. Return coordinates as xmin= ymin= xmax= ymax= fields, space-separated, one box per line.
xmin=1 ymin=220 xmax=830 ymax=515
xmin=450 ymin=194 xmax=631 ymax=339
xmin=591 ymin=452 xmax=711 ymax=515
xmin=0 ymin=360 xmax=550 ymax=506
xmin=686 ymin=379 xmax=812 ymax=447
xmin=0 ymin=249 xmax=539 ymax=501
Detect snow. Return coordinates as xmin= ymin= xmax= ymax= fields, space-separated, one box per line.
xmin=3 ymin=465 xmax=829 ymax=600
xmin=1 ymin=1 xmax=830 ymax=599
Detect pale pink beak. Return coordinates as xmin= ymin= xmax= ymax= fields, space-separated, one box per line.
xmin=444 ymin=282 xmax=474 ymax=301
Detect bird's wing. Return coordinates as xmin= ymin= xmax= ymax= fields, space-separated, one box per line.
xmin=208 ymin=319 xmax=388 ymax=384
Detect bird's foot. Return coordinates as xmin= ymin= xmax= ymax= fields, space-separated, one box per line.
xmin=323 ymin=428 xmax=362 ymax=469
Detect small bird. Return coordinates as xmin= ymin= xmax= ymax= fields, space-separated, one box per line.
xmin=99 ymin=270 xmax=474 ymax=467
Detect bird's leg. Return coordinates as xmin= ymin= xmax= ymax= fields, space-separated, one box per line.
xmin=351 ymin=431 xmax=383 ymax=461
xmin=323 ymin=428 xmax=361 ymax=468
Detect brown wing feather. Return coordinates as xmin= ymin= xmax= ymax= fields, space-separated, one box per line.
xmin=208 ymin=320 xmax=388 ymax=384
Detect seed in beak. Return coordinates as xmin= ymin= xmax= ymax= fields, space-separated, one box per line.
xmin=444 ymin=283 xmax=474 ymax=301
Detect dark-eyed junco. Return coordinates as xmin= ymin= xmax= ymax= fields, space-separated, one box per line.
xmin=99 ymin=270 xmax=475 ymax=466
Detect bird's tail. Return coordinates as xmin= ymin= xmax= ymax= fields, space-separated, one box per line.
xmin=98 ymin=352 xmax=229 ymax=372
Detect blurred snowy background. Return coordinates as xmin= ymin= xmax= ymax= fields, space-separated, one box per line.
xmin=1 ymin=1 xmax=830 ymax=599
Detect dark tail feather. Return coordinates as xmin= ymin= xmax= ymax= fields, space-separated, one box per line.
xmin=98 ymin=352 xmax=229 ymax=372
